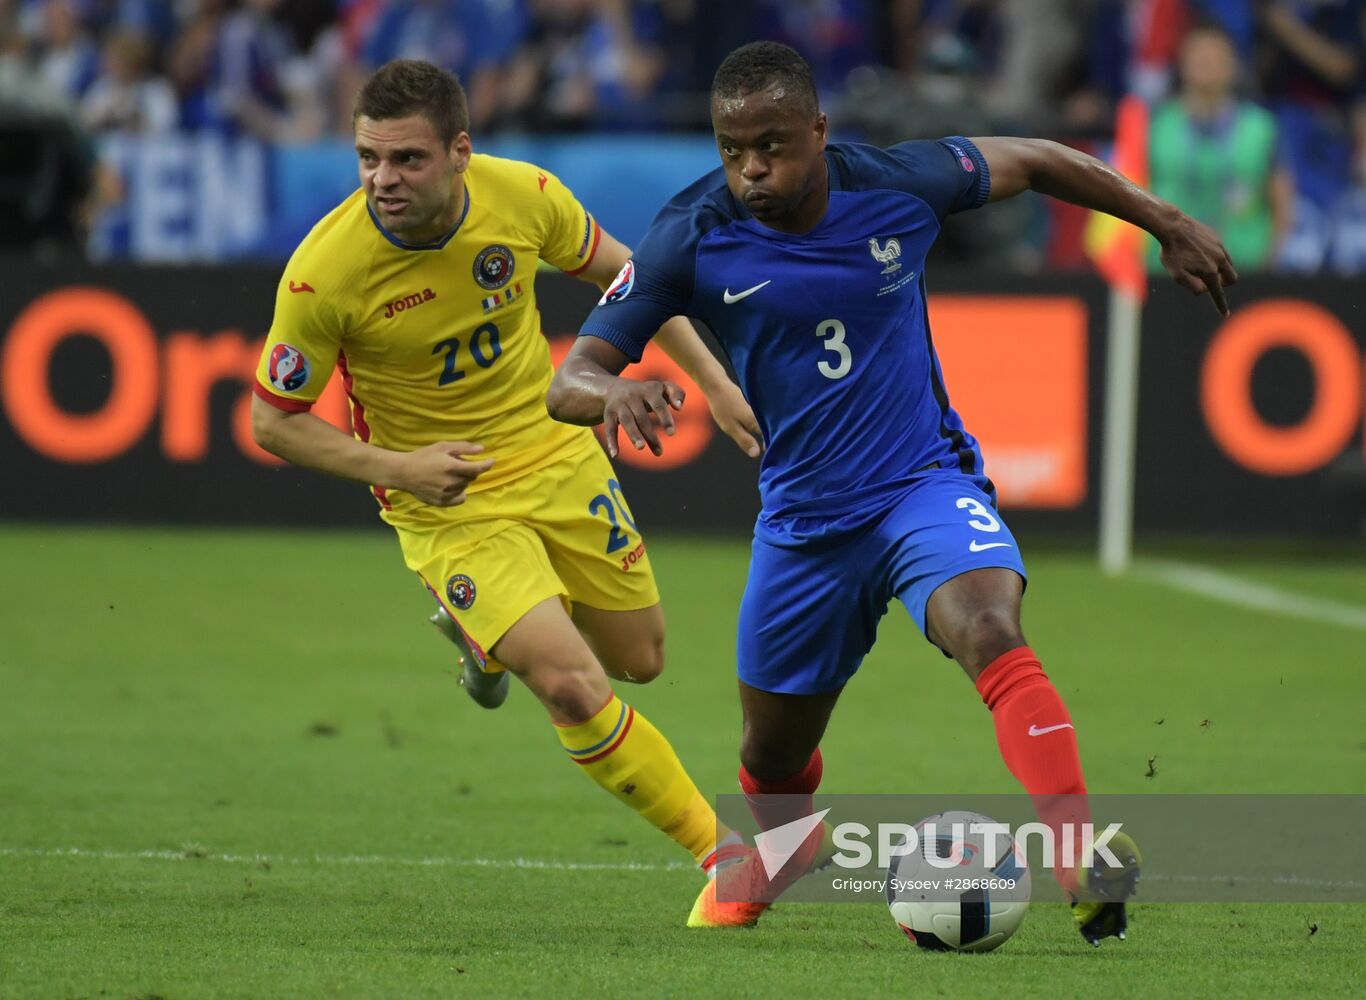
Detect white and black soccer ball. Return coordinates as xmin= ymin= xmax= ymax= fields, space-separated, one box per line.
xmin=886 ymin=810 xmax=1031 ymax=953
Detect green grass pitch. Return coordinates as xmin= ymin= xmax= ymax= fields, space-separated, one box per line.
xmin=1 ymin=526 xmax=1363 ymax=999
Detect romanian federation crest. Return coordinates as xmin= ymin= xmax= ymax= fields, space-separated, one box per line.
xmin=473 ymin=244 xmax=515 ymax=290
xmin=447 ymin=574 xmax=476 ymax=610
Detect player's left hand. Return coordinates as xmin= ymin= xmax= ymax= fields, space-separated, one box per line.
xmin=706 ymin=380 xmax=764 ymax=459
xmin=1157 ymin=212 xmax=1238 ymax=316
xmin=602 ymin=376 xmax=685 ymax=458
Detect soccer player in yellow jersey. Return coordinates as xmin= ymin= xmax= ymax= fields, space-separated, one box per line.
xmin=251 ymin=60 xmax=758 ymax=884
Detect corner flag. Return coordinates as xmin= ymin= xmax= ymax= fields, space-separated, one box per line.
xmin=1088 ymin=94 xmax=1151 ymax=576
xmin=1084 ymin=95 xmax=1151 ymax=300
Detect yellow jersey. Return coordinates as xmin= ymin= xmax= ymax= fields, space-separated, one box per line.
xmin=254 ymin=153 xmax=603 ymax=520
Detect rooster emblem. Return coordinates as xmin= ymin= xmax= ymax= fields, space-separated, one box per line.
xmin=869 ymin=237 xmax=902 ymax=274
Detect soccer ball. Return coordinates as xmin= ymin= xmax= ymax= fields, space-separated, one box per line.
xmin=886 ymin=810 xmax=1031 ymax=953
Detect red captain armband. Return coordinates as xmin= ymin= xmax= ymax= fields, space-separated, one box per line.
xmin=563 ymin=217 xmax=602 ymax=276
xmin=253 ymin=381 xmax=313 ymax=413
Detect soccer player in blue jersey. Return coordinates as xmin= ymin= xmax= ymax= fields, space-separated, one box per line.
xmin=547 ymin=41 xmax=1236 ymax=943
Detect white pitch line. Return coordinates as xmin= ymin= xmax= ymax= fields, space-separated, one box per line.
xmin=1136 ymin=558 xmax=1366 ymax=633
xmin=4 ymin=846 xmax=1361 ymax=892
xmin=1144 ymin=873 xmax=1366 ymax=890
xmin=0 ymin=845 xmax=691 ymax=873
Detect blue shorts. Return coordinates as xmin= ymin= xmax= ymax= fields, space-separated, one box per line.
xmin=737 ymin=474 xmax=1027 ymax=695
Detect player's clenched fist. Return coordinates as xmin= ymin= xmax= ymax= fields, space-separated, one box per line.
xmin=602 ymin=378 xmax=685 ymax=458
xmin=397 ymin=441 xmax=495 ymax=506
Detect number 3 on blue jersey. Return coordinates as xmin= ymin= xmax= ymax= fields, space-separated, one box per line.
xmin=816 ymin=319 xmax=851 ymax=379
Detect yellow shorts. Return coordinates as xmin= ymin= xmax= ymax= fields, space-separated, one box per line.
xmin=394 ymin=440 xmax=659 ymax=670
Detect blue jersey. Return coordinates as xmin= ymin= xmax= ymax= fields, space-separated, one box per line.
xmin=580 ymin=137 xmax=993 ymax=542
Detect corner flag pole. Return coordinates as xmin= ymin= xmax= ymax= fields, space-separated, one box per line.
xmin=1085 ymin=95 xmax=1150 ymax=576
xmin=1098 ymin=288 xmax=1142 ymax=575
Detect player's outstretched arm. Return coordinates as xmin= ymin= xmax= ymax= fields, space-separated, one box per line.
xmin=654 ymin=317 xmax=763 ymax=458
xmin=250 ymin=396 xmax=494 ymax=506
xmin=572 ymin=229 xmax=764 ymax=458
xmin=972 ymin=136 xmax=1238 ymax=315
xmin=547 ymin=337 xmax=683 ymax=460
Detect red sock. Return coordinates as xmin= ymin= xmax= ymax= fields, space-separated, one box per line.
xmin=739 ymin=748 xmax=823 ymax=825
xmin=738 ymin=749 xmax=824 ymax=888
xmin=976 ymin=647 xmax=1089 ymax=887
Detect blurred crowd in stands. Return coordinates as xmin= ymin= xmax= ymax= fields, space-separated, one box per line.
xmin=2 ymin=0 xmax=1364 ymax=270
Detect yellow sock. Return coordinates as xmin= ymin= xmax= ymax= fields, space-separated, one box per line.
xmin=556 ymin=695 xmax=726 ymax=865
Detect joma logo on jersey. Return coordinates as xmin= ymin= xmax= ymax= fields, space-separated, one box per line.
xmin=620 ymin=541 xmax=646 ymax=572
xmin=869 ymin=237 xmax=903 ymax=275
xmin=384 ymin=287 xmax=436 ymax=319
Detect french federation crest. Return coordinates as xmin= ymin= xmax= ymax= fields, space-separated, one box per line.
xmin=447 ymin=574 xmax=476 ymax=610
xmin=473 ymin=244 xmax=515 ymax=290
xmin=267 ymin=343 xmax=309 ymax=392
xmin=869 ymin=237 xmax=903 ymax=275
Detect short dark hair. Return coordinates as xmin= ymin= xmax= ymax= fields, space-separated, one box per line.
xmin=711 ymin=42 xmax=819 ymax=117
xmin=353 ymin=59 xmax=469 ymax=145
xmin=1181 ymin=17 xmax=1237 ymax=48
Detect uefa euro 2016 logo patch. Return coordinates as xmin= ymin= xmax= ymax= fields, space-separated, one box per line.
xmin=599 ymin=260 xmax=634 ymax=305
xmin=267 ymin=344 xmax=309 ymax=392
xmin=447 ymin=574 xmax=476 ymax=610
xmin=473 ymin=244 xmax=515 ymax=290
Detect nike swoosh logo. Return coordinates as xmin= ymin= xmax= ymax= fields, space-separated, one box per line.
xmin=968 ymin=540 xmax=1012 ymax=552
xmin=1028 ymin=723 xmax=1075 ymax=737
xmin=723 ymin=280 xmax=771 ymax=304
xmin=288 ymin=280 xmax=315 ymax=294
xmin=753 ymin=808 xmax=832 ymax=880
